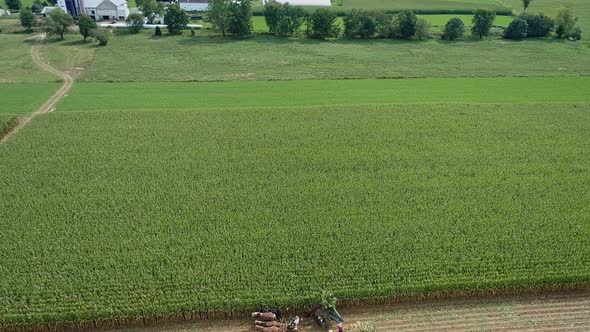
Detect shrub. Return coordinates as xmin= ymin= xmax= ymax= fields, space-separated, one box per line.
xmin=20 ymin=7 xmax=35 ymax=31
xmin=126 ymin=13 xmax=144 ymax=34
xmin=343 ymin=9 xmax=375 ymax=39
xmin=164 ymin=3 xmax=188 ymax=35
xmin=227 ymin=0 xmax=252 ymax=38
xmin=443 ymin=17 xmax=465 ymax=40
xmin=504 ymin=17 xmax=528 ymax=40
xmin=305 ymin=8 xmax=340 ymax=40
xmin=373 ymin=11 xmax=394 ymax=38
xmin=520 ymin=13 xmax=553 ymax=38
xmin=78 ymin=15 xmax=96 ymax=41
xmin=394 ymin=10 xmax=417 ymax=39
xmin=415 ymin=17 xmax=430 ymax=40
xmin=154 ymin=25 xmax=162 ymax=36
xmin=263 ymin=0 xmax=281 ymax=34
xmin=471 ymin=9 xmax=495 ymax=39
xmin=1 ymin=117 xmax=18 ymax=137
xmin=5 ymin=0 xmax=21 ymax=10
xmin=275 ymin=4 xmax=305 ymax=37
xmin=555 ymin=7 xmax=581 ymax=40
xmin=93 ymin=29 xmax=110 ymax=46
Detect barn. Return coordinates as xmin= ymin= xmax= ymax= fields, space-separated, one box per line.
xmin=178 ymin=0 xmax=208 ymax=12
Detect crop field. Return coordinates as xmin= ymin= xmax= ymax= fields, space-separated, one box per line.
xmin=1 ymin=102 xmax=590 ymax=325
xmin=57 ymin=77 xmax=590 ymax=111
xmin=0 ymin=83 xmax=61 ymax=114
xmin=2 ymin=0 xmax=590 ymax=329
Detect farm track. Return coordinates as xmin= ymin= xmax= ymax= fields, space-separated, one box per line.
xmin=103 ymin=291 xmax=590 ymax=332
xmin=0 ymin=33 xmax=73 ymax=144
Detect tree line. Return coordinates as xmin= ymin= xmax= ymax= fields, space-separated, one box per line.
xmin=16 ymin=0 xmax=582 ymax=43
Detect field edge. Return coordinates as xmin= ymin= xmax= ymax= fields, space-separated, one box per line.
xmin=3 ymin=283 xmax=590 ymax=332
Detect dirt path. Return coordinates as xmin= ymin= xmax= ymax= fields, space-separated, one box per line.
xmin=0 ymin=33 xmax=74 ymax=144
xmin=106 ymin=291 xmax=590 ymax=332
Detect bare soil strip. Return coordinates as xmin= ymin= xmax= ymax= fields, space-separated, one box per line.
xmin=98 ymin=290 xmax=589 ymax=332
xmin=0 ymin=34 xmax=74 ymax=144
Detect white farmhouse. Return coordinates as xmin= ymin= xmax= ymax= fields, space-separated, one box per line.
xmin=178 ymin=0 xmax=208 ymax=12
xmin=84 ymin=0 xmax=129 ymax=21
xmin=262 ymin=0 xmax=330 ymax=5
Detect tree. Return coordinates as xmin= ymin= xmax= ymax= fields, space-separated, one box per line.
xmin=139 ymin=0 xmax=164 ymax=24
xmin=154 ymin=25 xmax=162 ymax=36
xmin=31 ymin=0 xmax=43 ymax=13
xmin=522 ymin=0 xmax=533 ymax=13
xmin=207 ymin=0 xmax=231 ymax=37
xmin=415 ymin=17 xmax=430 ymax=40
xmin=471 ymin=9 xmax=495 ymax=39
xmin=520 ymin=13 xmax=553 ymax=37
xmin=263 ymin=0 xmax=282 ymax=34
xmin=5 ymin=0 xmax=21 ymax=10
xmin=93 ymin=29 xmax=110 ymax=46
xmin=275 ymin=3 xmax=305 ymax=37
xmin=374 ymin=11 xmax=394 ymax=38
xmin=164 ymin=3 xmax=188 ymax=35
xmin=504 ymin=17 xmax=527 ymax=40
xmin=394 ymin=10 xmax=417 ymax=39
xmin=343 ymin=9 xmax=375 ymax=39
xmin=443 ymin=17 xmax=465 ymax=40
xmin=78 ymin=15 xmax=96 ymax=41
xmin=126 ymin=13 xmax=144 ymax=34
xmin=555 ymin=7 xmax=580 ymax=40
xmin=20 ymin=7 xmax=35 ymax=31
xmin=44 ymin=8 xmax=73 ymax=40
xmin=227 ymin=0 xmax=252 ymax=38
xmin=305 ymin=8 xmax=340 ymax=40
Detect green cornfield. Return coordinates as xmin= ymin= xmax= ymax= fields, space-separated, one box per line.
xmin=1 ymin=102 xmax=589 ymax=326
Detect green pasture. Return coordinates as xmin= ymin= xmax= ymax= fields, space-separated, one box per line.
xmin=334 ymin=0 xmax=509 ymax=12
xmin=0 ymin=32 xmax=58 ymax=84
xmin=79 ymin=31 xmax=590 ymax=82
xmin=0 ymin=83 xmax=60 ymax=114
xmin=58 ymin=77 xmax=590 ymax=111
xmin=1 ymin=102 xmax=589 ymax=325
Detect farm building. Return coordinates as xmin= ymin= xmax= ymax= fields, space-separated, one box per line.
xmin=55 ymin=0 xmax=83 ymax=19
xmin=262 ymin=0 xmax=330 ymax=5
xmin=84 ymin=0 xmax=129 ymax=21
xmin=52 ymin=0 xmax=129 ymax=20
xmin=178 ymin=0 xmax=208 ymax=12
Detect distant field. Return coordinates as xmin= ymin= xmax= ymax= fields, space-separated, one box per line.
xmin=0 ymin=83 xmax=60 ymax=114
xmin=58 ymin=77 xmax=590 ymax=111
xmin=1 ymin=102 xmax=589 ymax=325
xmin=79 ymin=31 xmax=590 ymax=82
xmin=335 ymin=0 xmax=509 ymax=12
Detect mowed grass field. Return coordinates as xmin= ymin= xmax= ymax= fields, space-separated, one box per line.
xmin=1 ymin=102 xmax=589 ymax=325
xmin=79 ymin=31 xmax=590 ymax=82
xmin=0 ymin=83 xmax=61 ymax=114
xmin=57 ymin=77 xmax=590 ymax=111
